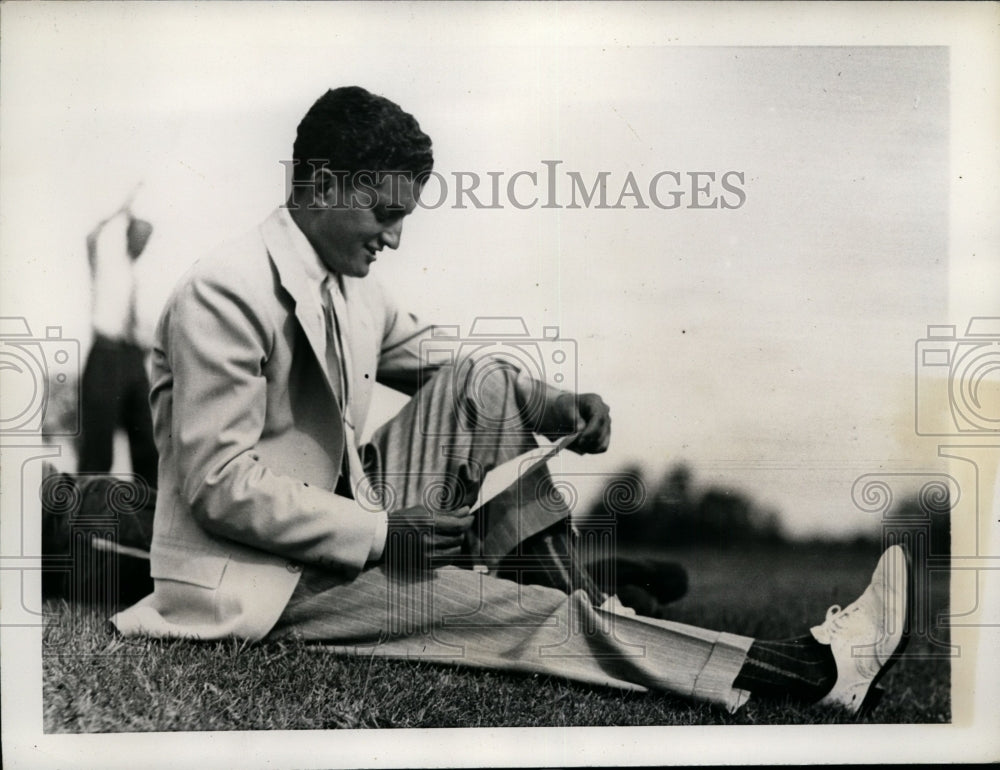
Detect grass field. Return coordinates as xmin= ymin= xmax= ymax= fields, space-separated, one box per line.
xmin=42 ymin=544 xmax=950 ymax=732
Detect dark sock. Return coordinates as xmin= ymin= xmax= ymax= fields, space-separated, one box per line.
xmin=733 ymin=635 xmax=838 ymax=703
xmin=495 ymin=525 xmax=607 ymax=606
xmin=588 ymin=555 xmax=689 ymax=606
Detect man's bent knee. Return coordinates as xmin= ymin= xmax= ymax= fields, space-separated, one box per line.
xmin=452 ymin=356 xmax=527 ymax=435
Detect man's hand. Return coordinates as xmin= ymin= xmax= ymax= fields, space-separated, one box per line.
xmin=383 ymin=504 xmax=474 ymax=576
xmin=548 ymin=392 xmax=611 ymax=454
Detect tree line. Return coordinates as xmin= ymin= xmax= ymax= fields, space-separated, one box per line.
xmin=577 ymin=463 xmax=950 ymax=552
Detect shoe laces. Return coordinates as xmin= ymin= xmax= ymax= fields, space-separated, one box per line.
xmin=811 ymin=602 xmax=864 ymax=646
xmin=823 ymin=603 xmax=859 ymax=630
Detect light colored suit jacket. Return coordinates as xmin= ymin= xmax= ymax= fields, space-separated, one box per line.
xmin=111 ymin=209 xmax=430 ymax=639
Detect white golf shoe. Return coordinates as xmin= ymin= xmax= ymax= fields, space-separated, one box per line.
xmin=809 ymin=544 xmax=910 ymax=714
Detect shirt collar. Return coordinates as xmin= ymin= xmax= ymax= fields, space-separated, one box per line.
xmin=275 ymin=206 xmax=335 ymax=288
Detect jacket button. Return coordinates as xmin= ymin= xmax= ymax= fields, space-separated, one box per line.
xmin=286 ymin=562 xmax=303 ymax=573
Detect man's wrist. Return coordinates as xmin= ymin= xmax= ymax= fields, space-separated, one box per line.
xmin=516 ymin=370 xmax=575 ymax=436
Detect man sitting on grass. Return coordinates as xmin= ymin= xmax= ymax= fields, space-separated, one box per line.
xmin=105 ymin=86 xmax=910 ymax=715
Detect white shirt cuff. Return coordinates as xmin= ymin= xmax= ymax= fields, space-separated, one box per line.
xmin=367 ymin=510 xmax=388 ymax=563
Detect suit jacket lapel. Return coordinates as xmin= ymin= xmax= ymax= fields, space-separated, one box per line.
xmin=259 ymin=208 xmax=382 ymax=438
xmin=259 ymin=209 xmax=340 ymax=406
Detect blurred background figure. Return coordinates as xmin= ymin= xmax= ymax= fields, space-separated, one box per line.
xmin=78 ymin=188 xmax=158 ymax=488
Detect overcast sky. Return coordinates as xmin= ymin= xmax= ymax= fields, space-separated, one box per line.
xmin=2 ymin=4 xmax=997 ymax=538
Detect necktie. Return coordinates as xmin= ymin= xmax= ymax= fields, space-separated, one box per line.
xmin=323 ymin=277 xmax=380 ymax=509
xmin=321 ymin=276 xmax=346 ymax=409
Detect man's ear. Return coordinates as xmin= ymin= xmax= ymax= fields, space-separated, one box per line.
xmin=312 ymin=167 xmax=350 ymax=209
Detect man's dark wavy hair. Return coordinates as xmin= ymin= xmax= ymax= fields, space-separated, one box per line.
xmin=292 ymin=86 xmax=433 ymax=183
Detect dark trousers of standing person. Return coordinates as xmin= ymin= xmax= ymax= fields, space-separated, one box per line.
xmin=78 ymin=334 xmax=158 ymax=488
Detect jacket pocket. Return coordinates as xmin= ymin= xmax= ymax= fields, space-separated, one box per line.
xmin=150 ymin=544 xmax=229 ymax=589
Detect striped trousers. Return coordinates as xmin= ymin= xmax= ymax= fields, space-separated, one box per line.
xmin=267 ymin=360 xmax=753 ymax=711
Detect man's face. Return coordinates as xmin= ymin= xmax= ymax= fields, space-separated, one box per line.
xmin=310 ymin=174 xmax=419 ymax=278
